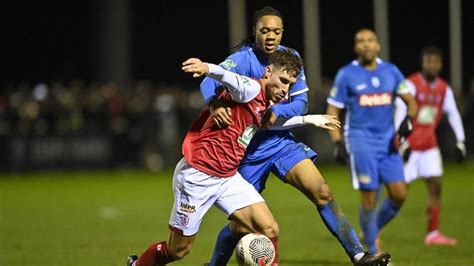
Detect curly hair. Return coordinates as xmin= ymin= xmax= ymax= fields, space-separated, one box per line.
xmin=268 ymin=48 xmax=303 ymax=78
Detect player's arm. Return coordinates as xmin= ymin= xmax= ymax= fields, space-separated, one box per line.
xmin=396 ymin=80 xmax=418 ymax=142
xmin=183 ymin=58 xmax=260 ymax=103
xmin=443 ymin=87 xmax=466 ymax=160
xmin=199 ymin=57 xmax=243 ymax=128
xmin=263 ymin=113 xmax=340 ymax=131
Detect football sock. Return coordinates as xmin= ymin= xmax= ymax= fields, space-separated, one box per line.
xmin=376 ymin=198 xmax=401 ymax=230
xmin=318 ymin=200 xmax=364 ymax=258
xmin=136 ymin=241 xmax=173 ymax=266
xmin=209 ymin=224 xmax=243 ymax=266
xmin=359 ymin=206 xmax=378 ymax=254
xmin=269 ymin=236 xmax=279 ymax=265
xmin=427 ymin=206 xmax=440 ymax=232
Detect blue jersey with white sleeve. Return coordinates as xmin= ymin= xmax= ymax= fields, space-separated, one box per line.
xmin=327 ymin=58 xmax=407 ymax=153
xmin=200 ymin=45 xmax=310 ymax=163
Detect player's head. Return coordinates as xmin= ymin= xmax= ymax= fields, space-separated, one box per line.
xmin=233 ymin=6 xmax=284 ymax=55
xmin=262 ymin=49 xmax=302 ymax=103
xmin=354 ymin=28 xmax=380 ymax=63
xmin=421 ymin=46 xmax=443 ymax=80
xmin=253 ymin=6 xmax=284 ymax=55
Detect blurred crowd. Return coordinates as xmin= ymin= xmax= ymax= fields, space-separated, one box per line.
xmin=0 ymin=80 xmax=206 ymax=170
xmin=0 ymin=78 xmax=472 ymax=171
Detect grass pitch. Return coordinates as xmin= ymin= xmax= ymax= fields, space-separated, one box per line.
xmin=0 ymin=162 xmax=473 ymax=265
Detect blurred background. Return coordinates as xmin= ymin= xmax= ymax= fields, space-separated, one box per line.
xmin=0 ymin=0 xmax=473 ymax=171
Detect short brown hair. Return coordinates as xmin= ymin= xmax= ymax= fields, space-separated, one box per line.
xmin=268 ymin=48 xmax=303 ymax=78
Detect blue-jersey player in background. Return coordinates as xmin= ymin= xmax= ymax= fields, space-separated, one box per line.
xmin=201 ymin=7 xmax=391 ymax=266
xmin=327 ymin=28 xmax=418 ymax=255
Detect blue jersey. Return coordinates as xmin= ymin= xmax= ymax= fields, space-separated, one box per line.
xmin=200 ymin=45 xmax=309 ymax=161
xmin=327 ymin=58 xmax=407 ymax=153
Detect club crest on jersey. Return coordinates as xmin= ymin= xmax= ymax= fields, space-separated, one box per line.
xmin=371 ymin=76 xmax=380 ymax=88
xmin=220 ymin=59 xmax=237 ymax=70
xmin=358 ymin=175 xmax=371 ymax=184
xmin=238 ymin=124 xmax=258 ymax=148
xmin=359 ymin=92 xmax=392 ymax=107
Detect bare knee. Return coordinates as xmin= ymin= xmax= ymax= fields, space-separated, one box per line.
xmin=259 ymin=220 xmax=279 ymax=238
xmin=315 ymin=183 xmax=334 ymax=206
xmin=167 ymin=241 xmax=192 ymax=261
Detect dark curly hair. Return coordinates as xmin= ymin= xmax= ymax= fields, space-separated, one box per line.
xmin=268 ymin=48 xmax=302 ymax=78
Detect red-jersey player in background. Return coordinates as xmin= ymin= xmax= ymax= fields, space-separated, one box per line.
xmin=395 ymin=46 xmax=466 ymax=246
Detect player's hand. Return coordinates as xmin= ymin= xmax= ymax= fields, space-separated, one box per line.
xmin=260 ymin=109 xmax=277 ymax=129
xmin=209 ymin=98 xmax=232 ymax=128
xmin=333 ymin=140 xmax=348 ymax=165
xmin=182 ymin=58 xmax=209 ymax=77
xmin=398 ymin=140 xmax=411 ymax=163
xmin=303 ymin=115 xmax=341 ymax=131
xmin=398 ymin=116 xmax=413 ymax=142
xmin=454 ymin=141 xmax=467 ymax=162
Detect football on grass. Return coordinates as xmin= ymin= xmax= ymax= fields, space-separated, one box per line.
xmin=235 ymin=233 xmax=275 ymax=266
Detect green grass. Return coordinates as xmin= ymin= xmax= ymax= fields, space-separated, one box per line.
xmin=0 ymin=162 xmax=473 ymax=265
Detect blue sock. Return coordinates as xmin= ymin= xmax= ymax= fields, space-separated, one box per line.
xmin=318 ymin=200 xmax=364 ymax=259
xmin=359 ymin=206 xmax=378 ymax=254
xmin=377 ymin=198 xmax=401 ymax=230
xmin=209 ymin=224 xmax=243 ymax=266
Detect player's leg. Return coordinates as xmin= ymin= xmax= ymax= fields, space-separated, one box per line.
xmin=419 ymin=148 xmax=456 ymax=245
xmin=376 ymin=152 xmax=407 ymax=248
xmin=348 ymin=151 xmax=380 ymax=255
xmin=208 ymin=158 xmax=272 ymax=265
xmin=132 ymin=158 xmax=222 ymax=265
xmin=214 ymin=172 xmax=279 ymax=265
xmin=283 ymin=158 xmax=365 ymax=261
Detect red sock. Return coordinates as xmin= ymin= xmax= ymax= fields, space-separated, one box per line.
xmin=427 ymin=206 xmax=440 ymax=232
xmin=136 ymin=241 xmax=174 ymax=266
xmin=269 ymin=236 xmax=279 ymax=266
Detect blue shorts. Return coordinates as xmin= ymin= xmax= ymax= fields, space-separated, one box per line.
xmin=348 ymin=150 xmax=405 ymax=190
xmin=238 ymin=142 xmax=317 ymax=193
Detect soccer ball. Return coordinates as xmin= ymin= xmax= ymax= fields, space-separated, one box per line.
xmin=234 ymin=233 xmax=275 ymax=266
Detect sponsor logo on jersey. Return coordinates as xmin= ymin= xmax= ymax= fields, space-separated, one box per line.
xmin=359 ymin=92 xmax=392 ymax=107
xmin=179 ymin=202 xmax=196 ymax=214
xmin=240 ymin=76 xmax=251 ymax=86
xmin=238 ymin=124 xmax=258 ymax=148
xmin=356 ymin=83 xmax=367 ymax=91
xmin=220 ymin=59 xmax=237 ymax=70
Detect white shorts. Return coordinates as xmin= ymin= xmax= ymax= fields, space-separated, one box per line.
xmin=169 ymin=158 xmax=264 ymax=236
xmin=404 ymin=147 xmax=443 ymax=183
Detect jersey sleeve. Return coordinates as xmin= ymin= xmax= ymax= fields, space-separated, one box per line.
xmin=393 ymin=66 xmax=409 ymax=95
xmin=199 ymin=54 xmax=243 ymax=104
xmin=289 ymin=65 xmax=309 ymax=97
xmin=443 ymin=87 xmax=465 ymax=142
xmin=326 ymin=69 xmax=347 ymax=109
xmin=270 ymin=92 xmax=308 ymax=118
xmin=206 ymin=63 xmax=260 ymax=103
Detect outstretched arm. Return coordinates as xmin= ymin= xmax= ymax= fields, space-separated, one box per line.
xmin=182 ymin=58 xmax=260 ymax=103
xmin=265 ymin=114 xmax=340 ymax=131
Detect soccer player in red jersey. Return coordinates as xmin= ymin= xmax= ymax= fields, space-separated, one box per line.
xmin=127 ymin=49 xmax=305 ymax=266
xmin=395 ymin=46 xmax=466 ymax=246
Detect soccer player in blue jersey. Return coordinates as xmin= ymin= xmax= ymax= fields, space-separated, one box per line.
xmin=201 ymin=7 xmax=391 ymax=266
xmin=326 ymin=28 xmax=418 ymax=255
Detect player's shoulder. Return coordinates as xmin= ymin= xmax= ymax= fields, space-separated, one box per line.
xmin=377 ymin=58 xmax=401 ymax=72
xmin=220 ymin=46 xmax=254 ymax=71
xmin=277 ymin=44 xmax=302 ymax=58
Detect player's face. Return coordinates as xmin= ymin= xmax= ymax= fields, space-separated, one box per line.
xmin=354 ymin=30 xmax=380 ymax=62
xmin=422 ymin=54 xmax=442 ymax=79
xmin=263 ymin=66 xmax=296 ymax=103
xmin=254 ymin=15 xmax=283 ymax=55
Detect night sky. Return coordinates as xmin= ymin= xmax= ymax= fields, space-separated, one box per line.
xmin=1 ymin=0 xmax=473 ymax=93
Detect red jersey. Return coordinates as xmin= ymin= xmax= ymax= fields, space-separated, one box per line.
xmin=182 ymin=82 xmax=268 ymax=177
xmin=407 ymin=72 xmax=448 ymax=151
